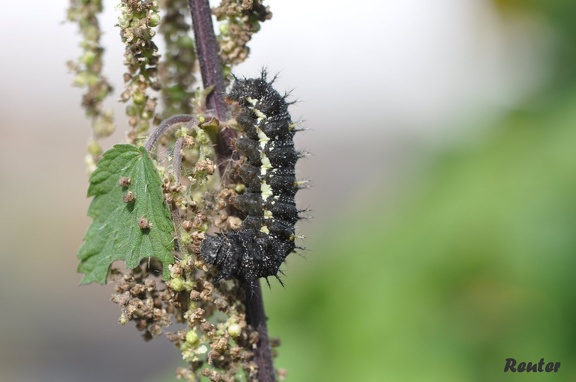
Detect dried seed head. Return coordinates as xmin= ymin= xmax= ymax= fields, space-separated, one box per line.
xmin=182 ymin=220 xmax=193 ymax=231
xmin=123 ymin=191 xmax=135 ymax=203
xmin=194 ymin=159 xmax=216 ymax=175
xmin=227 ymin=216 xmax=242 ymax=230
xmin=138 ymin=216 xmax=152 ymax=230
xmin=119 ymin=177 xmax=132 ymax=187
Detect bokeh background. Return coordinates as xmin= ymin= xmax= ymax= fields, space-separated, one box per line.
xmin=1 ymin=0 xmax=576 ymax=380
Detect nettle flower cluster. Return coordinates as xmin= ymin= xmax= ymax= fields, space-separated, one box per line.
xmin=116 ymin=0 xmax=162 ymax=141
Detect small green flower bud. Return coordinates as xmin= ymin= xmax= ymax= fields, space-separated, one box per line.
xmin=175 ymin=126 xmax=189 ymax=139
xmin=137 ymin=119 xmax=150 ymax=132
xmin=86 ymin=73 xmax=99 ymax=86
xmin=170 ymin=277 xmax=185 ymax=292
xmin=87 ymin=141 xmax=102 ymax=157
xmin=117 ymin=14 xmax=129 ymax=28
xmin=178 ymin=36 xmax=194 ymax=49
xmin=180 ymin=232 xmax=191 ymax=246
xmin=81 ymin=51 xmax=97 ymax=66
xmin=149 ymin=13 xmax=161 ymax=27
xmin=133 ymin=92 xmax=146 ymax=105
xmin=73 ymin=73 xmax=86 ymax=87
xmin=93 ymin=116 xmax=115 ymax=138
xmin=186 ymin=330 xmax=199 ymax=344
xmin=84 ymin=154 xmax=96 ymax=174
xmin=126 ymin=104 xmax=139 ymax=117
xmin=228 ymin=324 xmax=241 ymax=338
xmin=85 ymin=25 xmax=99 ymax=41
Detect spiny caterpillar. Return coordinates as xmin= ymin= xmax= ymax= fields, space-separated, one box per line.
xmin=200 ymin=73 xmax=304 ymax=284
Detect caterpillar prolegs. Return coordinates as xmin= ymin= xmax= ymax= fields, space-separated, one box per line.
xmin=200 ymin=73 xmax=303 ymax=284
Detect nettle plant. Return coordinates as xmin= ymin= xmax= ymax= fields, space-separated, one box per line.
xmin=67 ymin=1 xmax=306 ymax=381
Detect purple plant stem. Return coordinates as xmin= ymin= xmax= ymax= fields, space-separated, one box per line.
xmin=144 ymin=114 xmax=195 ymax=152
xmin=172 ymin=137 xmax=185 ymax=185
xmin=245 ymin=283 xmax=276 ymax=382
xmin=187 ymin=1 xmax=275 ymax=381
xmin=187 ymin=0 xmax=235 ymax=177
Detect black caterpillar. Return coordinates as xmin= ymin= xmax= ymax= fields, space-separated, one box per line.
xmin=200 ymin=73 xmax=302 ymax=284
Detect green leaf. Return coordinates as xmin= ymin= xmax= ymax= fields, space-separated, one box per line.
xmin=78 ymin=144 xmax=174 ymax=284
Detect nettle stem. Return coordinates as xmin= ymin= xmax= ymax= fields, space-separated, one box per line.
xmin=144 ymin=114 xmax=195 ymax=152
xmin=245 ymin=283 xmax=276 ymax=381
xmin=188 ymin=0 xmax=236 ymax=176
xmin=144 ymin=114 xmax=195 ymax=258
xmin=187 ymin=1 xmax=276 ymax=381
xmin=188 ymin=0 xmax=227 ymax=118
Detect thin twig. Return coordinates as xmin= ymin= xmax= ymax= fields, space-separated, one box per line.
xmin=187 ymin=1 xmax=276 ymax=380
xmin=145 ymin=117 xmax=194 ymax=259
xmin=173 ymin=137 xmax=185 ymax=185
xmin=170 ymin=137 xmax=186 ymax=256
xmin=144 ymin=114 xmax=195 ymax=152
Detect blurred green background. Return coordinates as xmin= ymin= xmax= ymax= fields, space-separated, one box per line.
xmin=265 ymin=98 xmax=576 ymax=381
xmin=2 ymin=0 xmax=576 ymax=381
xmin=264 ymin=1 xmax=576 ymax=380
